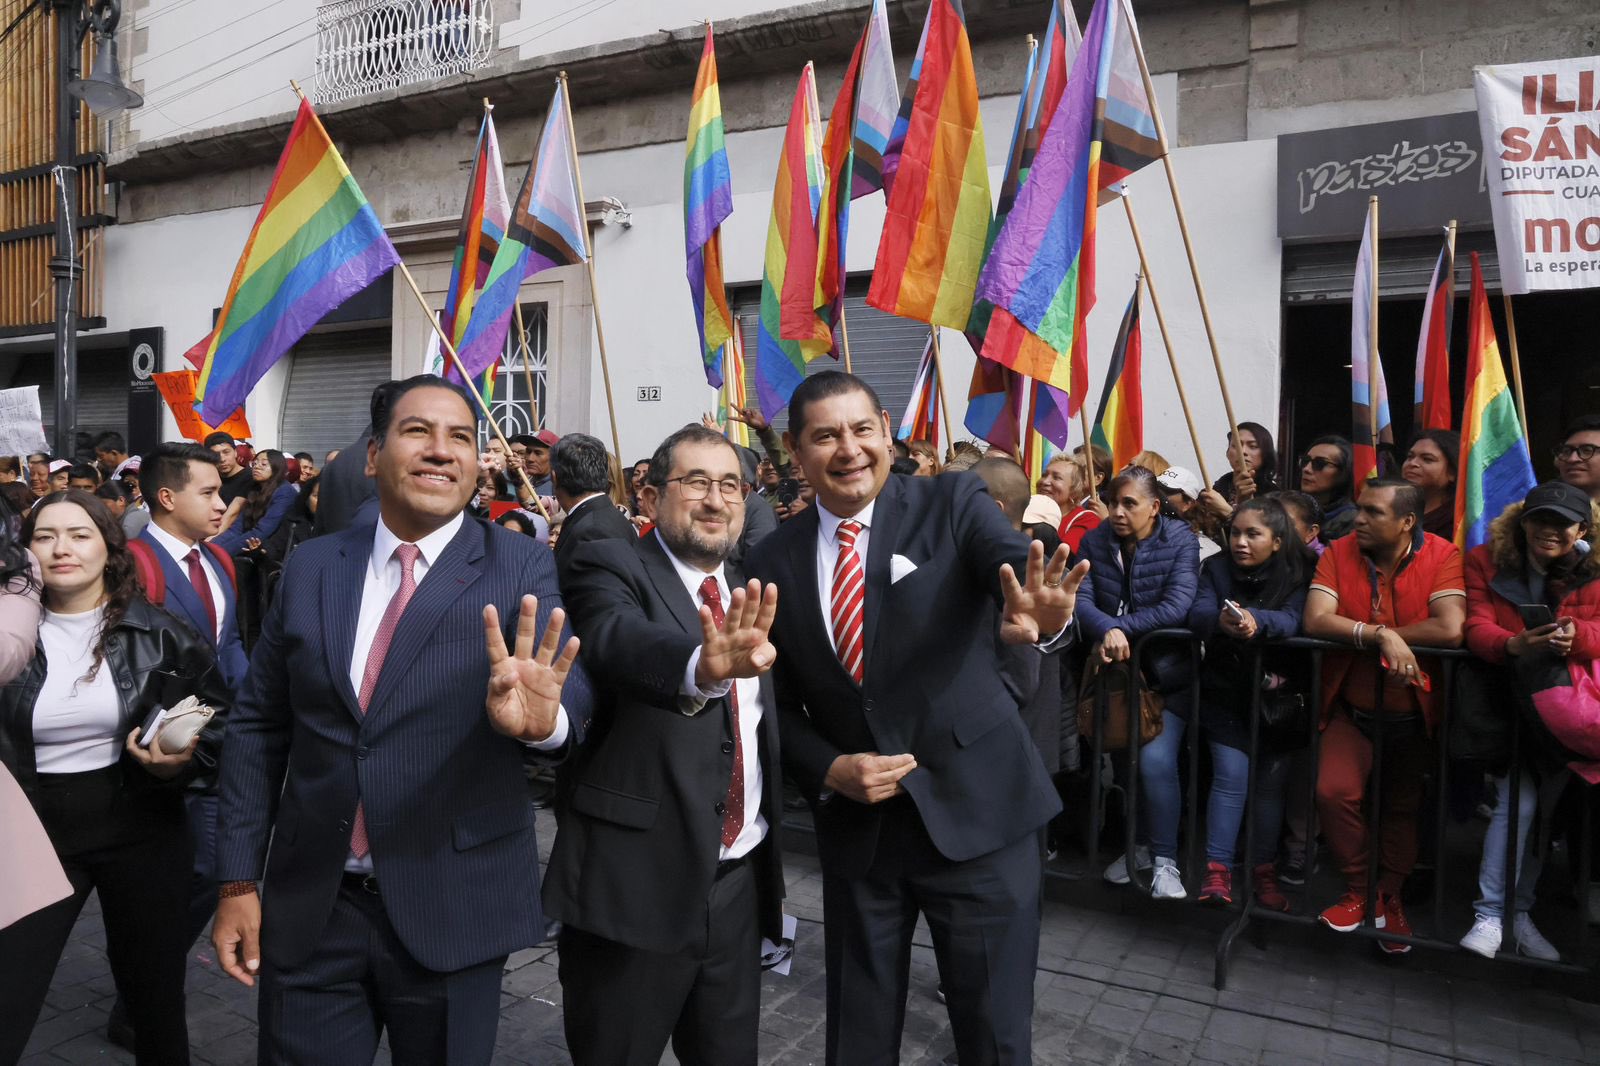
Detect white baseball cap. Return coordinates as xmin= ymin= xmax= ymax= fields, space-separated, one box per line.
xmin=1156 ymin=466 xmax=1202 ymax=501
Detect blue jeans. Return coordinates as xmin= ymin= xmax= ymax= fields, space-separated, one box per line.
xmin=1138 ymin=710 xmax=1290 ymax=865
xmin=1474 ymin=770 xmax=1540 ymax=919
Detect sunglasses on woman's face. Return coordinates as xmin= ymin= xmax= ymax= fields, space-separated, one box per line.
xmin=1298 ymin=455 xmax=1342 ymax=472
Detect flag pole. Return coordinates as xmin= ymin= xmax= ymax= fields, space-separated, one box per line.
xmin=1126 ymin=26 xmax=1242 ymax=473
xmin=1502 ymin=293 xmax=1529 ymax=438
xmin=394 ymin=260 xmax=552 ymax=521
xmin=1119 ymin=189 xmax=1209 ymax=486
xmin=1367 ymin=196 xmax=1381 ymax=476
xmin=558 ymin=71 xmax=624 ymax=461
xmin=838 ymin=302 xmax=854 ymax=374
xmin=926 ymin=326 xmax=956 ymax=453
xmin=1077 ymin=393 xmax=1095 ymax=501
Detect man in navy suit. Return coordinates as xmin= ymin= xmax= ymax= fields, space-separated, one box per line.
xmin=746 ymin=372 xmax=1088 ymax=1065
xmin=212 ymin=375 xmax=592 ymax=1065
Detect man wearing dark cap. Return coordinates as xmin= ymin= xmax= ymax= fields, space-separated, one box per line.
xmin=730 ymin=443 xmax=776 ymax=566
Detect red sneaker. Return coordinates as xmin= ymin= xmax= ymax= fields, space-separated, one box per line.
xmin=1198 ymin=862 xmax=1232 ymax=906
xmin=1318 ymin=891 xmax=1384 ymax=933
xmin=1379 ymin=894 xmax=1412 ymax=955
xmin=1252 ymin=862 xmax=1290 ymax=913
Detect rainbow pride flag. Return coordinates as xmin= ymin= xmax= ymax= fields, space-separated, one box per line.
xmin=1455 ymin=253 xmax=1535 ymax=550
xmin=441 ymin=110 xmax=512 ymax=386
xmin=755 ymin=64 xmax=830 ymax=417
xmin=974 ymin=0 xmax=1159 ymax=411
xmin=965 ymin=358 xmax=1024 ymax=455
xmin=195 ymin=99 xmax=399 ymax=423
xmin=1414 ymin=231 xmax=1454 ymax=431
xmin=685 ymin=24 xmax=735 ymax=388
xmin=1090 ymin=280 xmax=1144 ymax=471
xmin=719 ymin=322 xmax=750 ymax=449
xmin=866 ymin=0 xmax=991 ymax=330
xmin=816 ymin=0 xmax=897 ymax=337
xmin=458 ymin=81 xmax=587 ymax=381
xmin=897 ymin=335 xmax=940 ymax=446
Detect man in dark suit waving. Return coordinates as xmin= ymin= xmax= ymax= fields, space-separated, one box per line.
xmin=747 ymin=372 xmax=1088 ymax=1065
xmin=211 ymin=375 xmax=592 ymax=1065
xmin=551 ymin=431 xmax=636 ymax=585
xmin=548 ymin=424 xmax=784 ymax=1064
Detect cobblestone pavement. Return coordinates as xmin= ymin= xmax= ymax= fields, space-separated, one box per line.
xmin=20 ymin=809 xmax=1600 ymax=1066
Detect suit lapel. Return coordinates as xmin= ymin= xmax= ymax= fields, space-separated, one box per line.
xmin=638 ymin=532 xmax=704 ymax=635
xmin=323 ymin=527 xmax=370 ymax=721
xmin=366 ymin=519 xmax=486 ymax=718
xmin=148 ymin=537 xmax=215 ymax=646
xmin=860 ymin=476 xmax=902 ymax=679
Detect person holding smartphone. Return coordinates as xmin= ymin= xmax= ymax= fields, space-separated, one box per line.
xmin=0 ymin=490 xmax=230 ymax=1065
xmin=1460 ymin=481 xmax=1600 ymax=962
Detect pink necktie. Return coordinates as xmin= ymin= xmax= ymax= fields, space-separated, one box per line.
xmin=350 ymin=543 xmax=421 ymax=859
xmin=831 ymin=520 xmax=865 ymax=683
xmin=699 ymin=577 xmax=744 ymax=847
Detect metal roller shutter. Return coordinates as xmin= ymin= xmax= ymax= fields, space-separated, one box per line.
xmin=730 ymin=282 xmax=931 ymax=432
xmin=279 ymin=329 xmax=391 ymax=460
xmin=2 ymin=349 xmax=125 ymax=456
xmin=1282 ymin=229 xmax=1500 ymax=303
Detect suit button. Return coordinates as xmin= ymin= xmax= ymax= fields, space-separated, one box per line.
xmin=714 ymin=802 xmax=726 ymax=816
xmin=862 ymin=699 xmax=874 ymax=713
xmin=356 ymin=747 xmax=369 ymax=760
xmin=338 ymin=819 xmax=350 ymax=832
xmin=721 ymin=741 xmax=734 ymax=754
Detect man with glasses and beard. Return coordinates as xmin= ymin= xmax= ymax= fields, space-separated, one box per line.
xmin=547 ymin=425 xmax=784 ymax=1065
xmin=1555 ymin=415 xmax=1600 ymax=503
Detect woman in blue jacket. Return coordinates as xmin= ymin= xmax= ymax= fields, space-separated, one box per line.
xmin=1076 ymin=467 xmax=1200 ymax=893
xmin=1182 ymin=498 xmax=1312 ymax=909
xmin=214 ymin=448 xmax=297 ymax=553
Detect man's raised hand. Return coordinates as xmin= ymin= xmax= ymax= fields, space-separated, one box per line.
xmin=1000 ymin=542 xmax=1089 ymax=645
xmin=695 ymin=580 xmax=779 ymax=686
xmin=484 ymin=595 xmax=579 ymax=743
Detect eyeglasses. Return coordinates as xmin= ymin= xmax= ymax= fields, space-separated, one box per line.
xmin=1298 ymin=455 xmax=1343 ymax=472
xmin=1555 ymin=444 xmax=1600 ymax=462
xmin=665 ymin=475 xmax=744 ymax=501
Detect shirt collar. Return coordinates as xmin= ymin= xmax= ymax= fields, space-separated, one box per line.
xmin=653 ymin=530 xmax=727 ymax=600
xmin=371 ymin=509 xmax=464 ymax=577
xmin=144 ymin=519 xmax=197 ymax=558
xmin=817 ymin=499 xmax=875 ymax=546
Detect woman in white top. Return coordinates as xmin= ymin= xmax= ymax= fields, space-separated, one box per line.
xmin=0 ymin=490 xmax=230 ymax=1066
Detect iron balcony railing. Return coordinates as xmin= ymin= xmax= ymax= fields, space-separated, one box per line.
xmin=315 ymin=0 xmax=494 ymax=105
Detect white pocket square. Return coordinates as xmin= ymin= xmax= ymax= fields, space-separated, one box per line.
xmin=890 ymin=554 xmax=918 ymax=584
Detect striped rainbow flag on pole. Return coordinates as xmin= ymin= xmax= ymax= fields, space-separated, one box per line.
xmin=685 ymin=24 xmax=735 ymax=388
xmin=974 ymin=0 xmax=1160 ymax=412
xmin=866 ymin=0 xmax=991 ymax=330
xmin=1456 ymin=252 xmax=1535 ymax=550
xmin=719 ymin=322 xmax=750 ymax=448
xmin=457 ymin=80 xmax=588 ymax=381
xmin=1350 ymin=198 xmax=1393 ymax=485
xmin=897 ymin=336 xmax=940 ymax=446
xmin=755 ymin=63 xmax=830 ymax=417
xmin=1090 ymin=279 xmax=1144 ymax=471
xmin=195 ymin=98 xmax=400 ymax=423
xmin=441 ymin=108 xmax=512 ymax=386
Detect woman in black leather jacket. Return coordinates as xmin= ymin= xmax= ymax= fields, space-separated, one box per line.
xmin=0 ymin=490 xmax=230 ymax=1066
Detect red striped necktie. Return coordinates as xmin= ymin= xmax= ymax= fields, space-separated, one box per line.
xmin=831 ymin=520 xmax=865 ymax=683
xmin=698 ymin=577 xmax=745 ymax=847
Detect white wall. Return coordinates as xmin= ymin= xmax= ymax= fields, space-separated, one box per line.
xmin=126 ymin=0 xmax=317 ymax=146
xmin=504 ymin=0 xmax=800 ymax=61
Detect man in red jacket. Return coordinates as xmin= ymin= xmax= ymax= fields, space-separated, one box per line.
xmin=1303 ymin=479 xmax=1464 ymax=953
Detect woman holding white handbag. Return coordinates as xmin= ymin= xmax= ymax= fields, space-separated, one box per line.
xmin=0 ymin=489 xmax=230 ymax=1066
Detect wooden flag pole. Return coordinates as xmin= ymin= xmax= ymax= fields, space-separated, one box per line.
xmin=394 ymin=261 xmax=552 ymax=521
xmin=558 ymin=71 xmax=623 ymax=460
xmin=838 ymin=301 xmax=854 ymax=374
xmin=1127 ymin=40 xmax=1242 ymax=473
xmin=1367 ymin=196 xmax=1381 ymax=475
xmin=1077 ymin=393 xmax=1096 ymax=500
xmin=926 ymin=327 xmax=956 ymax=452
xmin=1502 ymin=293 xmax=1529 ymax=437
xmin=1120 ymin=189 xmax=1209 ymax=486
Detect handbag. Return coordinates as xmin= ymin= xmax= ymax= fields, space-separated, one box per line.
xmin=1257 ymin=686 xmax=1311 ymax=753
xmin=1447 ymin=658 xmax=1514 ymax=768
xmin=138 ymin=695 xmax=216 ymax=756
xmin=1077 ymin=657 xmax=1164 ymax=752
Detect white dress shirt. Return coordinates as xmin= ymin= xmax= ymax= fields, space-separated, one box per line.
xmin=145 ymin=520 xmax=226 ymax=642
xmin=346 ymin=512 xmax=568 ymax=873
xmin=655 ymin=532 xmax=768 ymax=862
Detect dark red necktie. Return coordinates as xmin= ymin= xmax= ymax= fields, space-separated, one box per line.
xmin=184 ymin=548 xmax=218 ymax=637
xmin=699 ymin=576 xmax=744 ymax=847
xmin=350 ymin=543 xmax=421 ymax=859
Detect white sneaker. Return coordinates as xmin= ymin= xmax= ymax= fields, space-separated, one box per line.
xmin=1513 ymin=913 xmax=1560 ymax=962
xmin=1150 ymin=859 xmax=1186 ymax=900
xmin=1103 ymin=845 xmax=1153 ymax=885
xmin=1459 ymin=913 xmax=1501 ymax=959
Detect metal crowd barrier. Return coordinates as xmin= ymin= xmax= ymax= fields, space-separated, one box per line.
xmin=1073 ymin=627 xmax=1596 ymax=989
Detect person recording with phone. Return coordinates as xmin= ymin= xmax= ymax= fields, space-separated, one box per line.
xmin=0 ymin=490 xmax=230 ymax=1066
xmin=1459 ymin=481 xmax=1600 ymax=962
